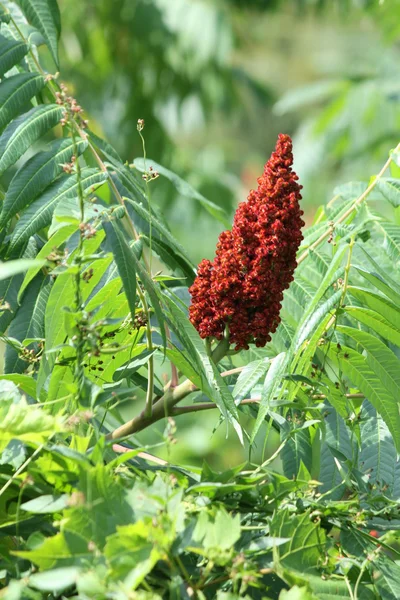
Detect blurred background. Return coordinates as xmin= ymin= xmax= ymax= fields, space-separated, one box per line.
xmin=52 ymin=0 xmax=399 ymax=468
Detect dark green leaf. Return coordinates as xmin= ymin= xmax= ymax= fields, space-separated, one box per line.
xmin=0 ymin=104 xmax=64 ymax=175
xmin=15 ymin=0 xmax=61 ymax=67
xmin=0 ymin=73 xmax=45 ymax=133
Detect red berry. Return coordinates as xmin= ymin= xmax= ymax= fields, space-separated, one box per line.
xmin=189 ymin=134 xmax=304 ymax=350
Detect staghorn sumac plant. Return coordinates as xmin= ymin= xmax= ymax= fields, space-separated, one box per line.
xmin=2 ymin=1 xmax=400 ymax=599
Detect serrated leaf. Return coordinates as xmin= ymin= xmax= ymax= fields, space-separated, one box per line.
xmin=0 ymin=104 xmax=64 ymax=175
xmin=251 ymin=352 xmax=287 ymax=443
xmin=378 ymin=222 xmax=400 ymax=263
xmin=359 ymin=400 xmax=397 ymax=494
xmin=281 ymin=429 xmax=312 ymax=480
xmin=5 ymin=275 xmax=51 ymax=374
xmin=0 ymin=137 xmax=87 ymax=228
xmin=8 ymin=168 xmax=107 ymax=252
xmin=18 ymin=223 xmax=77 ymax=300
xmin=327 ymin=345 xmax=400 ymax=452
xmin=319 ymin=407 xmax=353 ymax=500
xmin=0 ymin=73 xmax=45 ymax=132
xmin=0 ymin=33 xmax=28 ymax=77
xmin=232 ymin=357 xmax=270 ymax=402
xmin=270 ymin=509 xmax=326 ymax=574
xmin=133 ymin=157 xmax=230 ymax=226
xmin=348 ymin=286 xmax=400 ymax=332
xmin=353 ymin=263 xmax=400 ymax=306
xmin=337 ymin=325 xmax=400 ymax=404
xmin=15 ymin=0 xmax=61 ymax=67
xmin=103 ymin=220 xmax=137 ymax=321
xmin=376 ymin=178 xmax=400 ymax=207
xmin=345 ymin=306 xmax=400 ymax=348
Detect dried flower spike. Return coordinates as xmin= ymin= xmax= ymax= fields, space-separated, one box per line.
xmin=189 ymin=134 xmax=304 ymax=351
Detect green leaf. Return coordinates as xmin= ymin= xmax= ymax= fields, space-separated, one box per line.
xmin=18 ymin=224 xmax=77 ymax=300
xmin=0 ymin=396 xmax=62 ymax=452
xmin=251 ymin=352 xmax=287 ymax=443
xmin=378 ymin=222 xmax=400 ymax=263
xmin=337 ymin=325 xmax=400 ymax=404
xmin=232 ymin=357 xmax=270 ymax=402
xmin=0 ymin=258 xmax=46 ymax=282
xmin=164 ymin=346 xmax=202 ymax=389
xmin=353 ymin=264 xmax=400 ymax=306
xmin=359 ymin=400 xmax=397 ymax=494
xmin=348 ymin=286 xmax=400 ymax=332
xmin=124 ymin=198 xmax=195 ymax=272
xmin=0 ymin=373 xmax=36 ymax=397
xmin=376 ymin=178 xmax=400 ymax=207
xmin=345 ymin=306 xmax=400 ymax=348
xmin=0 ymin=33 xmax=28 ymax=77
xmin=29 ymin=567 xmax=80 ymax=594
xmin=0 ymin=104 xmax=64 ymax=175
xmin=133 ymin=157 xmax=230 ymax=226
xmin=281 ymin=430 xmax=312 ymax=480
xmin=327 ymin=344 xmax=400 ymax=452
xmin=0 ymin=137 xmax=88 ymax=228
xmin=15 ymin=0 xmax=61 ymax=67
xmin=103 ymin=220 xmax=137 ymax=321
xmin=270 ymin=509 xmax=327 ymax=575
xmin=319 ymin=407 xmax=353 ymax=499
xmin=5 ymin=275 xmax=51 ymax=374
xmin=0 ymin=73 xmax=45 ymax=133
xmin=21 ymin=494 xmax=69 ymax=513
xmin=162 ymin=293 xmax=238 ymax=421
xmin=8 ymin=168 xmax=107 ymax=252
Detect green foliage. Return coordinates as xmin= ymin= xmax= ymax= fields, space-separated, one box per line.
xmin=2 ymin=1 xmax=400 ymax=598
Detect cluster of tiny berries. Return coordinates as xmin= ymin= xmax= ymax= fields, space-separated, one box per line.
xmin=189 ymin=134 xmax=304 ymax=350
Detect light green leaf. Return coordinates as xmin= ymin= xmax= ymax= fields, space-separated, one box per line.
xmin=376 ymin=178 xmax=400 ymax=207
xmin=345 ymin=306 xmax=400 ymax=348
xmin=0 ymin=373 xmax=36 ymax=398
xmin=133 ymin=157 xmax=229 ymax=226
xmin=0 ymin=258 xmax=46 ymax=282
xmin=251 ymin=352 xmax=287 ymax=443
xmin=0 ymin=104 xmax=64 ymax=175
xmin=0 ymin=73 xmax=45 ymax=132
xmin=378 ymin=222 xmax=400 ymax=263
xmin=15 ymin=0 xmax=61 ymax=67
xmin=0 ymin=137 xmax=88 ymax=228
xmin=0 ymin=33 xmax=28 ymax=77
xmin=18 ymin=224 xmax=77 ymax=300
xmin=162 ymin=293 xmax=238 ymax=421
xmin=0 ymin=396 xmax=62 ymax=451
xmin=337 ymin=325 xmax=400 ymax=404
xmin=348 ymin=286 xmax=400 ymax=332
xmin=232 ymin=357 xmax=270 ymax=402
xmin=103 ymin=220 xmax=137 ymax=321
xmin=21 ymin=494 xmax=69 ymax=513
